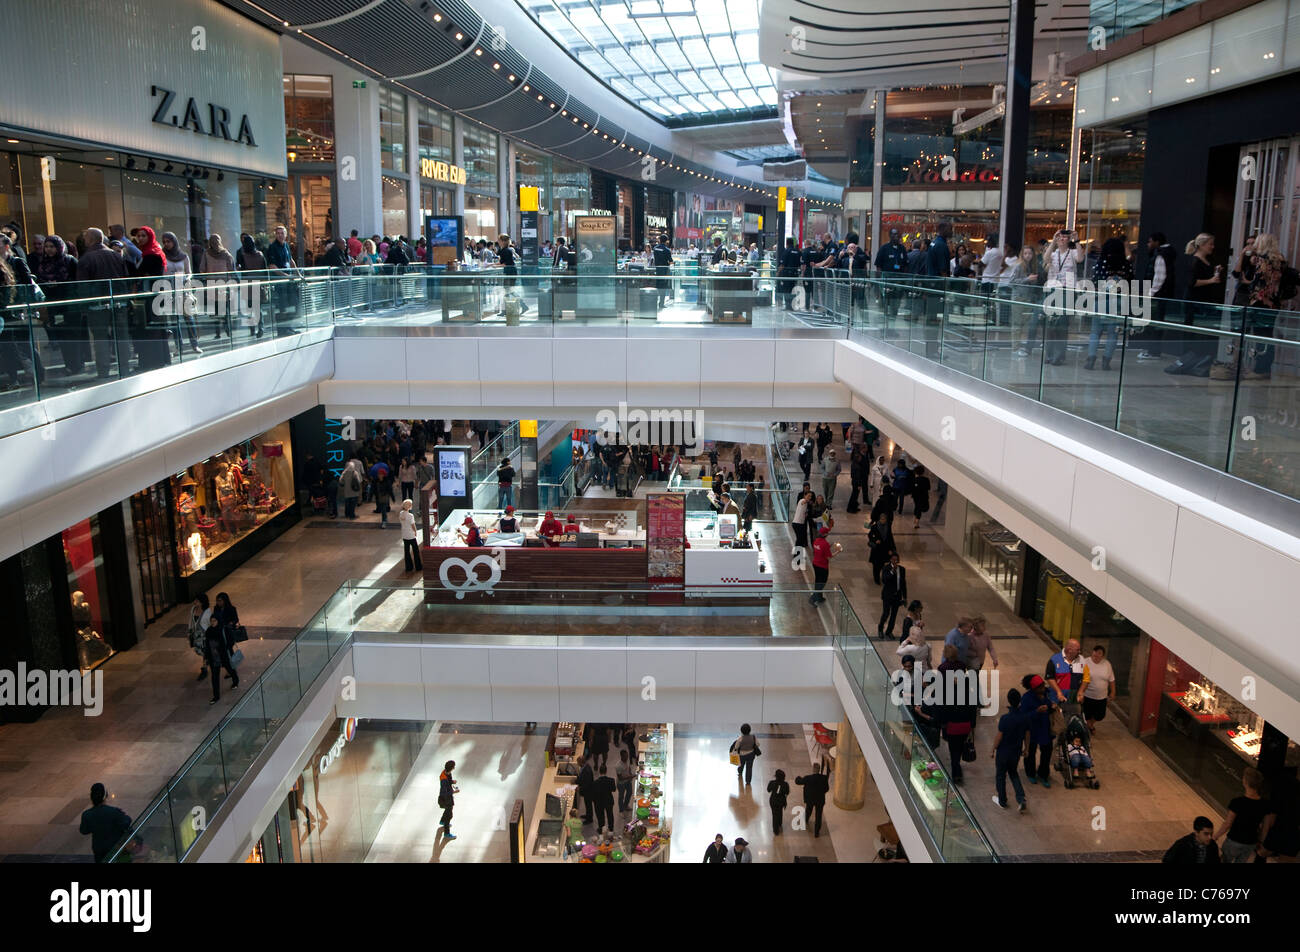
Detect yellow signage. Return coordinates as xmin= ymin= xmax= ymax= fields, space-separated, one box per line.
xmin=519 ymin=185 xmax=539 ymax=212
xmin=520 ymin=420 xmax=538 ymax=438
xmin=778 ymin=187 xmax=787 ymax=206
xmin=420 ymin=158 xmax=467 ymax=185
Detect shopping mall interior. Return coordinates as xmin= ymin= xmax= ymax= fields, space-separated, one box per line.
xmin=1 ymin=0 xmax=1299 ymax=889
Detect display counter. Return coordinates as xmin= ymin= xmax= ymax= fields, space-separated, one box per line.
xmin=698 ymin=268 xmax=759 ymax=323
xmin=422 ymin=508 xmax=648 ymax=603
xmin=682 ymin=511 xmax=771 ymax=595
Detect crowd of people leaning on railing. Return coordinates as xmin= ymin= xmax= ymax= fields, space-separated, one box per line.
xmin=776 ymin=220 xmax=1297 ymax=382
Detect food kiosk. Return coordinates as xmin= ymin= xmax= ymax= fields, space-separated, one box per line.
xmin=527 ymin=723 xmax=673 ymax=863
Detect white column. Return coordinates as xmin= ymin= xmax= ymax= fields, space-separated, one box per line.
xmin=406 ymin=94 xmax=421 ymax=239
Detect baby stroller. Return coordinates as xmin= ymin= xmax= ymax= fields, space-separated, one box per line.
xmin=1054 ymin=709 xmax=1100 ymax=789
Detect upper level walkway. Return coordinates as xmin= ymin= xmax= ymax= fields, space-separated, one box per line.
xmin=3 ymin=270 xmax=1297 ymax=740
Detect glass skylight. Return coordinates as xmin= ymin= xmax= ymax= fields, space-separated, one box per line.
xmin=517 ymin=0 xmax=779 ymax=124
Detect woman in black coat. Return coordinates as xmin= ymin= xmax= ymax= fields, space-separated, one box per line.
xmin=213 ymin=592 xmax=240 ymax=657
xmin=767 ymin=769 xmax=791 ymax=835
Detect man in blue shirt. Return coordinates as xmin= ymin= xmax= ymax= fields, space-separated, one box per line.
xmin=80 ymin=782 xmax=132 ymax=862
xmin=944 ymin=616 xmax=975 ymax=666
xmin=1019 ymin=675 xmax=1058 ymax=787
xmin=992 ymin=690 xmax=1030 ymax=812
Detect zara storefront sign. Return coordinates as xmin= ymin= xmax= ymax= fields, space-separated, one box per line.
xmin=151 ymin=85 xmax=256 ymax=145
xmin=318 ymin=717 xmax=359 ymax=774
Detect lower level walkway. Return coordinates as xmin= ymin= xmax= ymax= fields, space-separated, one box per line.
xmin=0 ymin=430 xmax=1221 ymax=861
xmin=780 ymin=430 xmax=1220 ymax=860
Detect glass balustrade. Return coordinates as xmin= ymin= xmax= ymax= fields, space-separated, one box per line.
xmin=103 ymin=580 xmax=997 ymax=863
xmin=5 ymin=269 xmax=1295 ymax=504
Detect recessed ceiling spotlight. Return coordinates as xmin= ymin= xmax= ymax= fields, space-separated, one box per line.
xmin=433 ymin=12 xmax=442 ymax=21
xmin=455 ymin=32 xmax=463 ymax=40
xmin=492 ymin=62 xmax=500 ymax=69
xmin=474 ymin=48 xmax=482 ymax=56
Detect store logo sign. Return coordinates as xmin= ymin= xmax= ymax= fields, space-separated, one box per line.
xmin=319 ymin=717 xmax=359 ymax=774
xmin=151 ymin=85 xmax=256 ymax=146
xmin=646 ymin=214 xmax=668 ymax=230
xmin=420 ymin=158 xmax=467 ymax=185
xmin=439 ymin=554 xmax=503 ymax=599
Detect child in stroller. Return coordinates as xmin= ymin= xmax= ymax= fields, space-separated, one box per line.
xmin=1056 ymin=712 xmax=1100 ymax=789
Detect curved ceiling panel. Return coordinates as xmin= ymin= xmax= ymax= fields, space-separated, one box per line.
xmin=219 ymin=0 xmax=803 ymax=200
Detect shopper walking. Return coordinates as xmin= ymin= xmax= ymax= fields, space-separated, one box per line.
xmin=730 ymin=723 xmax=760 ymax=785
xmin=398 ymin=457 xmax=417 ymax=502
xmin=795 ymin=763 xmax=830 ymax=837
xmin=867 ymin=454 xmax=886 ymax=506
xmin=867 ymin=502 xmax=896 ymax=578
xmin=878 ymin=552 xmax=907 ymax=638
xmin=437 ymin=760 xmax=458 ymax=839
xmin=339 ymin=460 xmax=362 ymax=519
xmin=845 ymin=446 xmax=867 ymax=513
xmin=496 ymin=457 xmax=515 ymax=509
xmin=374 ymin=468 xmax=395 ymax=527
xmin=79 ymin=783 xmax=132 ymax=863
xmin=1163 ymin=817 xmax=1221 ymax=863
xmin=991 ymin=688 xmax=1029 ymax=813
xmin=588 ymin=723 xmax=610 ymax=772
xmin=188 ymin=593 xmax=212 ymax=681
xmin=212 ymin=592 xmax=241 ymax=662
xmin=938 ymin=645 xmax=975 ymax=784
xmin=204 ymin=613 xmax=239 ymax=704
xmin=767 ymin=769 xmax=790 ymax=835
xmin=1020 ymin=676 xmax=1057 ymax=787
xmin=909 ymin=465 xmax=930 ymax=528
xmin=1216 ymin=768 xmax=1276 ymax=863
xmin=616 ymin=748 xmax=636 ymax=813
xmin=575 ymin=754 xmax=594 ymax=823
xmin=592 ymin=766 xmax=617 ymax=834
xmin=809 ymin=526 xmax=838 ymax=605
xmin=703 ymin=833 xmax=729 ymax=863
xmin=791 ymin=489 xmax=811 ymax=556
xmin=820 ymin=448 xmax=841 ymax=509
xmin=399 ymin=499 xmax=423 ymax=572
xmin=797 ymin=430 xmax=814 ymax=482
xmin=728 ymin=837 xmax=753 ymax=863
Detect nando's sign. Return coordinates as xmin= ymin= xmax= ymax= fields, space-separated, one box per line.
xmin=151 ymin=85 xmax=256 ymax=146
xmin=903 ymin=154 xmax=1000 ymax=186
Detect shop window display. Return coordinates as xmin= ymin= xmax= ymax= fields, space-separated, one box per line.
xmin=1146 ymin=642 xmax=1299 ymax=810
xmin=61 ymin=517 xmax=115 ymax=671
xmin=172 ymin=423 xmax=294 ymax=576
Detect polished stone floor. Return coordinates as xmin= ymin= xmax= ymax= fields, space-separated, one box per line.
xmin=777 ymin=431 xmax=1221 ymax=860
xmin=0 ymin=431 xmax=1221 ymax=861
xmin=366 ymin=722 xmax=884 ymax=864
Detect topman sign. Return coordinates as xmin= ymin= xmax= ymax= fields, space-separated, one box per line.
xmin=151 ymin=85 xmax=256 ymax=146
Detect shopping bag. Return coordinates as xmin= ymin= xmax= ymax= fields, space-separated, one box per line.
xmin=729 ymin=752 xmax=741 ymax=767
xmin=229 ymin=648 xmax=244 ymax=669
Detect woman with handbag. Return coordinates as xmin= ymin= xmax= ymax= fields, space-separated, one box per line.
xmin=212 ymin=592 xmax=243 ymax=666
xmin=938 ymin=645 xmax=977 ymax=784
xmin=730 ymin=723 xmax=760 ymax=785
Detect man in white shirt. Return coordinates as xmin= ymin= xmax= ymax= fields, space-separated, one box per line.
xmin=980 ymin=232 xmax=1006 ymax=324
xmin=1082 ymin=644 xmax=1116 ymax=733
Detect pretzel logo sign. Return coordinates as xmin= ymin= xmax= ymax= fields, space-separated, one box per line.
xmin=439 ymin=555 xmax=502 ymax=599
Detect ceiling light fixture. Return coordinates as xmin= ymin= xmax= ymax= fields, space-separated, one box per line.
xmin=433 ymin=12 xmax=442 ymax=21
xmin=493 ymin=62 xmax=500 ymax=69
xmin=455 ymin=32 xmax=463 ymax=40
xmin=474 ymin=48 xmax=482 ymax=56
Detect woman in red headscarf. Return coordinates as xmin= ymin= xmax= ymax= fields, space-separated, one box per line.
xmin=133 ymin=226 xmax=166 ymax=277
xmin=131 ymin=226 xmax=171 ymax=370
